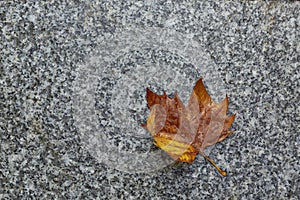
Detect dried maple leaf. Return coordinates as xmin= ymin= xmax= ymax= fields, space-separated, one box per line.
xmin=143 ymin=78 xmax=235 ymax=176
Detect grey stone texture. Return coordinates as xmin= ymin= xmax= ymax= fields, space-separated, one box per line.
xmin=1 ymin=1 xmax=299 ymax=199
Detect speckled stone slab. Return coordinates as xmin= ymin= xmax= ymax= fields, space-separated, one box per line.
xmin=1 ymin=1 xmax=299 ymax=199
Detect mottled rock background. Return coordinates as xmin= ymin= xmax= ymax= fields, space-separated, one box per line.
xmin=1 ymin=1 xmax=299 ymax=199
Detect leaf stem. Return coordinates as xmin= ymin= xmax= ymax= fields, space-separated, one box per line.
xmin=202 ymin=154 xmax=227 ymax=177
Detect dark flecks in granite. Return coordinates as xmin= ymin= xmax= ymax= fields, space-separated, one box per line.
xmin=1 ymin=0 xmax=299 ymax=199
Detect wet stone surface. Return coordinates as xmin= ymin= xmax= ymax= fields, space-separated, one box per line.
xmin=1 ymin=1 xmax=299 ymax=199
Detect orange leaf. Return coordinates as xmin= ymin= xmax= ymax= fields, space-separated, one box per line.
xmin=143 ymin=78 xmax=236 ymax=176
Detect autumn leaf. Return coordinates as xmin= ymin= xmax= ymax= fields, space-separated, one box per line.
xmin=143 ymin=78 xmax=235 ymax=176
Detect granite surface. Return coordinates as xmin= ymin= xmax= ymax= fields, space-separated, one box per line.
xmin=1 ymin=1 xmax=299 ymax=199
